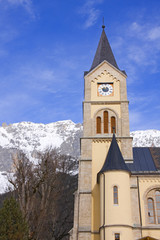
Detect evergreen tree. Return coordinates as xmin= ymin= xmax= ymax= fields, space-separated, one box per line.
xmin=0 ymin=197 xmax=29 ymax=240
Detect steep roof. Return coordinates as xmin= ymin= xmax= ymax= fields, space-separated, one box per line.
xmin=127 ymin=147 xmax=160 ymax=173
xmin=97 ymin=134 xmax=130 ymax=180
xmin=90 ymin=27 xmax=119 ymax=72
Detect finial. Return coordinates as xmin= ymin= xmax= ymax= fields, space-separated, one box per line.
xmin=102 ymin=17 xmax=105 ymax=29
xmin=112 ymin=127 xmax=115 ymax=134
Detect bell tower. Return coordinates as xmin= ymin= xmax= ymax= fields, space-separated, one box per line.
xmin=70 ymin=26 xmax=133 ymax=240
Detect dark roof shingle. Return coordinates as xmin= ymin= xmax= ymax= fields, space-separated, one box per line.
xmin=127 ymin=147 xmax=158 ymax=173
xmin=90 ymin=29 xmax=119 ymax=72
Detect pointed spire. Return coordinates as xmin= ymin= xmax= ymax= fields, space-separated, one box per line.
xmin=90 ymin=27 xmax=119 ymax=72
xmin=97 ymin=134 xmax=130 ymax=181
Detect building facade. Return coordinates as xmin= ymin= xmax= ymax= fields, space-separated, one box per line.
xmin=70 ymin=26 xmax=160 ymax=240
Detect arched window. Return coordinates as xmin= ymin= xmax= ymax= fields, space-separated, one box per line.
xmin=103 ymin=111 xmax=108 ymax=133
xmin=111 ymin=116 xmax=116 ymax=133
xmin=113 ymin=186 xmax=118 ymax=204
xmin=148 ymin=198 xmax=155 ymax=224
xmin=96 ymin=117 xmax=101 ymax=134
xmin=155 ymin=191 xmax=160 ymax=224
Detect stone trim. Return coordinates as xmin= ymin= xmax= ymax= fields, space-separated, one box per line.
xmin=93 ymin=139 xmax=120 ymax=143
xmin=81 ymin=136 xmax=133 ymax=140
xmin=130 ymin=186 xmax=138 ymax=189
xmin=99 ymin=224 xmax=160 ymax=230
xmin=140 ymin=226 xmax=160 ymax=229
xmin=125 ymin=159 xmax=134 ymax=163
xmin=79 ymin=158 xmax=92 ymax=162
xmin=99 ymin=224 xmax=133 ymax=229
xmin=91 ymin=231 xmax=100 ymax=234
xmin=84 ymin=60 xmax=127 ymax=78
xmin=79 ymin=191 xmax=92 ymax=194
xmin=78 ymin=227 xmax=91 ymax=232
xmin=83 ymin=101 xmax=129 ymax=104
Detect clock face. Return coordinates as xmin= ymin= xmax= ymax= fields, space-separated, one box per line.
xmin=98 ymin=84 xmax=113 ymax=96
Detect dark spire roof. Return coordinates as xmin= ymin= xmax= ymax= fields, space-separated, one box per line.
xmin=97 ymin=134 xmax=130 ymax=180
xmin=90 ymin=27 xmax=119 ymax=72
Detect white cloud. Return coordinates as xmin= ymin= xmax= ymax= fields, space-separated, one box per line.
xmin=148 ymin=26 xmax=160 ymax=40
xmin=128 ymin=21 xmax=160 ymax=43
xmin=78 ymin=0 xmax=103 ymax=28
xmin=0 ymin=0 xmax=35 ymax=18
xmin=113 ymin=20 xmax=160 ymax=82
xmin=84 ymin=8 xmax=100 ymax=28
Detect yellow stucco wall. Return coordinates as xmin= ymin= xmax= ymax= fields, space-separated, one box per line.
xmin=99 ymin=172 xmax=133 ymax=240
xmin=101 ymin=171 xmax=132 ymax=226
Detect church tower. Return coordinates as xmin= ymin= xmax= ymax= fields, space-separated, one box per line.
xmin=70 ymin=26 xmax=134 ymax=240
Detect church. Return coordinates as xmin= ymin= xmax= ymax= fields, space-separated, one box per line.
xmin=69 ymin=25 xmax=160 ymax=240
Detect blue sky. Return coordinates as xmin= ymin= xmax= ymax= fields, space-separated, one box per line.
xmin=0 ymin=0 xmax=160 ymax=131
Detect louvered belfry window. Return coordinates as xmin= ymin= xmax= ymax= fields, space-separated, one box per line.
xmin=103 ymin=111 xmax=108 ymax=133
xmin=96 ymin=117 xmax=101 ymax=134
xmin=111 ymin=116 xmax=116 ymax=133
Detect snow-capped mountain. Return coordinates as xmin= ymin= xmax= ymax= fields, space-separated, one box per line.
xmin=131 ymin=130 xmax=160 ymax=147
xmin=0 ymin=120 xmax=159 ymax=194
xmin=0 ymin=120 xmax=82 ymax=171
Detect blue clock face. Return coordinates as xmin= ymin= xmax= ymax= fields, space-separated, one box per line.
xmin=98 ymin=84 xmax=113 ymax=96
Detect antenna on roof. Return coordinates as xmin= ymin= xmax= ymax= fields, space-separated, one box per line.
xmin=102 ymin=17 xmax=105 ymax=29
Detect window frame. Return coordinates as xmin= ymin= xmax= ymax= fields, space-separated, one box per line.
xmin=155 ymin=190 xmax=160 ymax=224
xmin=103 ymin=111 xmax=109 ymax=133
xmin=113 ymin=186 xmax=118 ymax=205
xmin=111 ymin=116 xmax=116 ymax=133
xmin=96 ymin=116 xmax=101 ymax=134
xmin=115 ymin=233 xmax=120 ymax=240
xmin=147 ymin=198 xmax=155 ymax=224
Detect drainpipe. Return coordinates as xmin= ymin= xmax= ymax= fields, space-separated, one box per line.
xmin=137 ymin=176 xmax=142 ymax=238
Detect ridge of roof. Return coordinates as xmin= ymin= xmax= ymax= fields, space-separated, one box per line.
xmin=97 ymin=134 xmax=130 ymax=181
xmin=90 ymin=29 xmax=119 ymax=72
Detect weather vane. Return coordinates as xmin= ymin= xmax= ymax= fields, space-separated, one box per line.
xmin=102 ymin=17 xmax=105 ymax=29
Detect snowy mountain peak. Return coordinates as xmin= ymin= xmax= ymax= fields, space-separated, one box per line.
xmin=0 ymin=120 xmax=82 ymax=156
xmin=131 ymin=129 xmax=160 ymax=147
